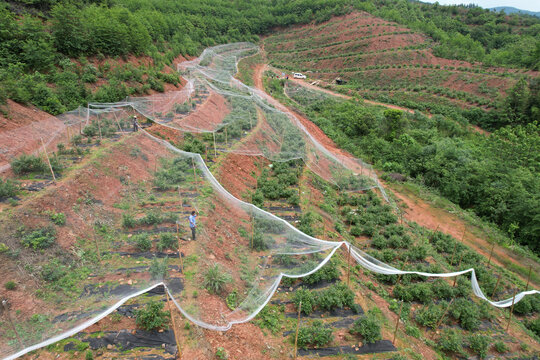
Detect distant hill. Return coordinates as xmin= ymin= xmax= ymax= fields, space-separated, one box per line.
xmin=490 ymin=6 xmax=540 ymax=17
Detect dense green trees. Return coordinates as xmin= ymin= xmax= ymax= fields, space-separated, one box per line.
xmin=0 ymin=0 xmax=355 ymax=113
xmin=299 ymin=94 xmax=540 ymax=253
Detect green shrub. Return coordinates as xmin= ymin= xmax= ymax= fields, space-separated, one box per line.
xmin=525 ymin=318 xmax=540 ymax=337
xmin=302 ymin=260 xmax=340 ymax=285
xmin=293 ymin=288 xmax=316 ymax=315
xmin=405 ymin=323 xmax=421 ymax=338
xmin=133 ymin=233 xmax=152 ymax=251
xmin=5 ymin=281 xmax=16 ymax=290
xmin=149 ymin=257 xmax=168 ymax=280
xmin=437 ymin=328 xmax=463 ymax=354
xmin=49 ymin=211 xmax=66 ymax=226
xmin=11 ymin=155 xmax=47 ymax=175
xmin=215 ymin=347 xmax=228 ymax=359
xmin=21 ymin=226 xmax=56 ymax=250
xmin=255 ymin=305 xmax=281 ymax=334
xmin=469 ymin=334 xmax=490 ymax=359
xmin=203 ymin=264 xmax=231 ymax=294
xmin=513 ymin=293 xmax=540 ymax=315
xmin=138 ymin=211 xmax=164 ymax=225
xmin=350 ymin=311 xmax=382 ymax=343
xmin=85 ymin=350 xmax=94 ymax=360
xmin=415 ymin=303 xmax=445 ymax=328
xmin=316 ymin=283 xmax=358 ymax=313
xmin=157 ymin=233 xmax=177 ymax=251
xmin=493 ymin=340 xmax=509 ymax=353
xmin=449 ymin=298 xmax=480 ymax=331
xmin=122 ymin=213 xmax=136 ymax=228
xmin=41 ymin=259 xmax=67 ymax=282
xmin=0 ymin=179 xmax=18 ymax=199
xmin=226 ymin=290 xmax=238 ymax=310
xmin=295 ymin=320 xmax=333 ymax=350
xmin=405 ymin=244 xmax=429 ymax=261
xmin=135 ymin=300 xmax=169 ymax=331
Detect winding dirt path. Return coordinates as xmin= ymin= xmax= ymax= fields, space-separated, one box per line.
xmin=253 ymin=62 xmax=537 ymax=288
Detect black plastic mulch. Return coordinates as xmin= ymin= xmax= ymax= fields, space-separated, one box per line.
xmin=81 ymin=278 xmax=184 ymax=298
xmin=110 ymin=251 xmax=180 ymax=259
xmin=64 ymin=329 xmax=176 ymax=354
xmin=297 ymin=340 xmax=397 ymax=356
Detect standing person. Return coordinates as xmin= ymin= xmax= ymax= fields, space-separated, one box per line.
xmin=188 ymin=210 xmax=198 ymax=240
xmin=133 ymin=115 xmax=138 ymax=132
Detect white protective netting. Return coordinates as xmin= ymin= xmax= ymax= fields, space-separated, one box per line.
xmin=1 ymin=42 xmax=538 ymax=360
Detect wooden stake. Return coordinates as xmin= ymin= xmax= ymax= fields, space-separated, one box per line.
xmin=97 ymin=115 xmax=103 ymax=140
xmin=392 ymin=301 xmax=403 ymax=344
xmin=491 ymin=274 xmax=501 ymax=299
xmin=176 ymin=222 xmax=183 ymax=273
xmin=166 ymin=289 xmax=182 ymax=359
xmin=251 ymin=216 xmax=254 ymax=250
xmin=1 ymin=300 xmax=23 ymax=348
xmin=487 ymin=241 xmax=495 ymax=267
xmin=525 ymin=265 xmax=532 ymax=291
xmin=294 ymin=301 xmax=302 ymax=360
xmin=40 ymin=138 xmax=56 ymax=181
xmin=347 ymin=244 xmax=351 ymax=288
xmin=452 ymin=252 xmax=464 ymax=287
xmin=396 ymin=257 xmax=408 ymax=286
xmin=449 ymin=241 xmax=458 ymax=266
xmin=506 ymin=289 xmax=517 ymax=331
xmin=450 ymin=241 xmax=457 ymax=266
xmin=213 ymin=132 xmax=217 ymax=157
xmin=191 ymin=158 xmax=197 ymax=183
xmin=224 ymin=127 xmax=228 ymax=146
xmin=112 ymin=111 xmax=125 ymax=134
xmin=435 ymin=298 xmax=454 ymax=329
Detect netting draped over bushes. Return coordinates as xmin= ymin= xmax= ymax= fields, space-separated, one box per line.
xmin=1 ymin=43 xmax=539 ymax=360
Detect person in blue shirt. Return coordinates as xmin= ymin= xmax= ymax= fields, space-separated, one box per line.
xmin=188 ymin=210 xmax=197 ymax=240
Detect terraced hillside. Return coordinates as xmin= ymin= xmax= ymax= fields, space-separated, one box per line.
xmin=264 ymin=11 xmax=537 ymax=116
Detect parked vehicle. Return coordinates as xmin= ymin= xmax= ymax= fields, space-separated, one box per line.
xmin=293 ymin=72 xmax=306 ymax=79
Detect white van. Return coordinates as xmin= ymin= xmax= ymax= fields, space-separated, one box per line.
xmin=293 ymin=72 xmax=306 ymax=79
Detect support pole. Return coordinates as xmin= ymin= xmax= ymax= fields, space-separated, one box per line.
xmin=347 ymin=244 xmax=351 ymax=288
xmin=487 ymin=241 xmax=495 ymax=267
xmin=452 ymin=252 xmax=464 ymax=287
xmin=1 ymin=300 xmax=23 ymax=348
xmin=525 ymin=265 xmax=532 ymax=291
xmin=176 ymin=222 xmax=183 ymax=273
xmin=392 ymin=301 xmax=403 ymax=345
xmin=213 ymin=132 xmax=217 ymax=158
xmin=396 ymin=257 xmax=408 ymax=286
xmin=40 ymin=138 xmax=56 ymax=181
xmin=294 ymin=301 xmax=302 ymax=360
xmin=97 ymin=114 xmax=103 ymax=140
xmin=166 ymin=289 xmax=182 ymax=359
xmin=506 ymin=289 xmax=517 ymax=331
xmin=112 ymin=111 xmax=125 ymax=134
xmin=491 ymin=274 xmax=501 ymax=299
xmin=435 ymin=298 xmax=454 ymax=329
xmin=191 ymin=158 xmax=198 ymax=183
xmin=79 ymin=107 xmax=82 ymax=134
xmin=251 ymin=213 xmax=254 ymax=250
xmin=449 ymin=241 xmax=458 ymax=266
